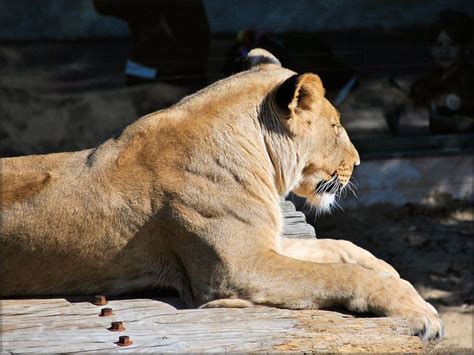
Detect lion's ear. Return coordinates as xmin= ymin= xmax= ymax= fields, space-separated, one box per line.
xmin=245 ymin=48 xmax=281 ymax=69
xmin=275 ymin=73 xmax=325 ymax=113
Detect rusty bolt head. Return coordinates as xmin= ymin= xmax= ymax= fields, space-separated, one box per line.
xmin=116 ymin=335 xmax=133 ymax=346
xmin=99 ymin=308 xmax=113 ymax=317
xmin=109 ymin=321 xmax=125 ymax=332
xmin=93 ymin=295 xmax=108 ymax=306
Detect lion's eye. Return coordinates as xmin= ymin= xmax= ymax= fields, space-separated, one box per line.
xmin=332 ymin=124 xmax=339 ymax=136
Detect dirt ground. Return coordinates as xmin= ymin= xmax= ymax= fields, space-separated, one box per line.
xmin=309 ymin=198 xmax=473 ymax=350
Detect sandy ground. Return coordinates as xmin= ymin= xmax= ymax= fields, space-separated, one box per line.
xmin=309 ymin=198 xmax=473 ymax=350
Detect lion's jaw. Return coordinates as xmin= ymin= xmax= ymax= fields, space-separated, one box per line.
xmin=311 ymin=192 xmax=336 ymax=213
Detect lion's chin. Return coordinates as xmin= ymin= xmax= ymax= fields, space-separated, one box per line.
xmin=307 ymin=192 xmax=336 ymax=214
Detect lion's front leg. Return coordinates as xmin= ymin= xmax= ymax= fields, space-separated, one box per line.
xmin=219 ymin=251 xmax=443 ymax=341
xmin=176 ymin=228 xmax=442 ymax=341
xmin=280 ymin=238 xmax=399 ymax=278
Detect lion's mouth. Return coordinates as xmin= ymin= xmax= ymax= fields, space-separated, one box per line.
xmin=315 ymin=176 xmax=343 ymax=196
xmin=307 ymin=176 xmax=357 ymax=214
xmin=315 ymin=175 xmax=358 ymax=200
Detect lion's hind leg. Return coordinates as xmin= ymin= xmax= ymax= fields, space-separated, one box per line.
xmin=200 ymin=299 xmax=254 ymax=309
xmin=280 ymin=238 xmax=399 ymax=278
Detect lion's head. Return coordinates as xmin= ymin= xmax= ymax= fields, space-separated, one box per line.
xmin=248 ymin=49 xmax=360 ymax=213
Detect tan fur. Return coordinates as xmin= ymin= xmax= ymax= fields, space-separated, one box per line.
xmin=0 ymin=49 xmax=442 ymax=341
xmin=1 ymin=170 xmax=51 ymax=208
xmin=280 ymin=238 xmax=400 ymax=278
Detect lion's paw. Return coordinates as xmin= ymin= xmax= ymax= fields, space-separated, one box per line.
xmin=395 ymin=307 xmax=444 ymax=341
xmin=361 ymin=257 xmax=400 ymax=279
xmin=386 ymin=280 xmax=444 ymax=341
xmin=335 ymin=240 xmax=400 ymax=278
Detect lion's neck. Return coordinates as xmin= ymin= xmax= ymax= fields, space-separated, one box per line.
xmin=263 ymin=133 xmax=303 ymax=196
xmin=259 ymin=108 xmax=304 ymax=197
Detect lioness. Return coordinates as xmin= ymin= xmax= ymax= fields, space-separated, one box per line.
xmin=1 ymin=49 xmax=442 ymax=341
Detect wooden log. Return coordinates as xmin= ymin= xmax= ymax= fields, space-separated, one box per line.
xmin=0 ymin=297 xmax=425 ymax=353
xmin=281 ymin=200 xmax=316 ymax=238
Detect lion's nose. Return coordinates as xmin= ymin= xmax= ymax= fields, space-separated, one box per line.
xmin=353 ymin=149 xmax=361 ymax=166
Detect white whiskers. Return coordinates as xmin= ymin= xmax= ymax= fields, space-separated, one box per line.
xmin=312 ymin=176 xmax=358 ymax=216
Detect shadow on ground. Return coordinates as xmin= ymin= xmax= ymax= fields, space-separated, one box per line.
xmin=310 ymin=200 xmax=473 ymax=308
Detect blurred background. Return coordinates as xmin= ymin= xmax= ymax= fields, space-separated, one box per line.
xmin=0 ymin=0 xmax=472 ymax=350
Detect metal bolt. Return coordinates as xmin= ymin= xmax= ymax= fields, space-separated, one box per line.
xmin=109 ymin=321 xmax=125 ymax=332
xmin=99 ymin=308 xmax=113 ymax=317
xmin=116 ymin=335 xmax=133 ymax=346
xmin=93 ymin=295 xmax=108 ymax=306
